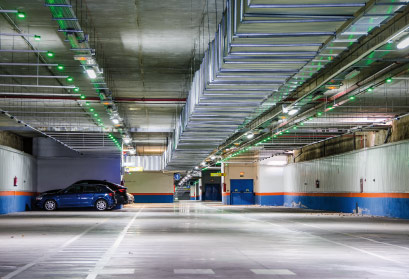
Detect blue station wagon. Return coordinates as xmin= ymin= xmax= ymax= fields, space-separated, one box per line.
xmin=36 ymin=184 xmax=117 ymax=211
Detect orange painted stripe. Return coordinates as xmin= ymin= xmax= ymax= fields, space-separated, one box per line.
xmin=0 ymin=191 xmax=36 ymax=196
xmin=131 ymin=193 xmax=173 ymax=196
xmin=255 ymin=192 xmax=285 ymax=196
xmin=222 ymin=193 xmax=230 ymax=196
xmin=255 ymin=192 xmax=409 ymax=199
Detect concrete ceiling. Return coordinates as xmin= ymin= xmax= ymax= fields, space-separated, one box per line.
xmin=1 ymin=0 xmax=409 ymax=165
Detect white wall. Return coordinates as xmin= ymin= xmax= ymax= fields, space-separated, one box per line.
xmin=257 ymin=156 xmax=286 ymax=193
xmin=0 ymin=145 xmax=36 ymax=192
xmin=283 ymin=140 xmax=409 ymax=194
xmin=124 ymin=171 xmax=174 ymax=194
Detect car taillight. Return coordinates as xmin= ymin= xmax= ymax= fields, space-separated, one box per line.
xmin=118 ymin=189 xmax=125 ymax=193
xmin=108 ymin=193 xmax=114 ymax=197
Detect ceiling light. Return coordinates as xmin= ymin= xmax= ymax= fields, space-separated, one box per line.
xmin=86 ymin=68 xmax=97 ymax=79
xmin=349 ymin=96 xmax=356 ymax=100
xmin=386 ymin=78 xmax=393 ymax=83
xmin=80 ymin=95 xmax=86 ymax=99
xmin=46 ymin=51 xmax=54 ymax=57
xmin=397 ymin=36 xmax=409 ymax=49
xmin=57 ymin=64 xmax=64 ymax=71
xmin=34 ymin=35 xmax=41 ymax=41
xmin=111 ymin=118 xmax=119 ymax=124
xmin=247 ymin=133 xmax=254 ymax=139
xmin=367 ymin=87 xmax=373 ymax=92
xmin=288 ymin=109 xmax=298 ymax=116
xmin=66 ymin=76 xmax=73 ymax=82
xmin=123 ymin=138 xmax=131 ymax=144
xmin=210 ymin=155 xmax=216 ymax=160
xmin=17 ymin=11 xmax=26 ymax=19
xmin=74 ymin=87 xmax=79 ymax=92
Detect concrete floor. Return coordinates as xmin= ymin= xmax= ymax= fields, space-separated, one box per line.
xmin=1 ymin=202 xmax=409 ymax=279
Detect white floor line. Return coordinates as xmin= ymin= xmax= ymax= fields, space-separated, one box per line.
xmin=174 ymin=269 xmax=215 ymax=274
xmin=292 ymin=219 xmax=409 ymax=252
xmin=241 ymin=213 xmax=404 ymax=265
xmin=251 ymin=269 xmax=296 ymax=275
xmin=85 ymin=207 xmax=144 ymax=279
xmin=2 ymin=218 xmax=108 ymax=279
xmin=199 ymin=203 xmax=405 ymax=266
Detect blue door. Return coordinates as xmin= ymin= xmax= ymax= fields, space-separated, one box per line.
xmin=59 ymin=185 xmax=82 ymax=207
xmin=230 ymin=179 xmax=254 ymax=205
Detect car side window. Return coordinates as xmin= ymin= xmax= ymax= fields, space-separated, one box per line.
xmin=65 ymin=184 xmax=83 ymax=194
xmin=83 ymin=185 xmax=97 ymax=193
xmin=65 ymin=186 xmax=77 ymax=194
xmin=96 ymin=185 xmax=108 ymax=193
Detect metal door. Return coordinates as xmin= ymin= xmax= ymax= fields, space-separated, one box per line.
xmin=204 ymin=184 xmax=222 ymax=201
xmin=230 ymin=179 xmax=254 ymax=205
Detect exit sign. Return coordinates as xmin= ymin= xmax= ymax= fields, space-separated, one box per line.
xmin=211 ymin=173 xmax=225 ymax=177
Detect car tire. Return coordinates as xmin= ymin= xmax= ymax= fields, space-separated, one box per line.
xmin=95 ymin=199 xmax=108 ymax=211
xmin=44 ymin=200 xmax=57 ymax=211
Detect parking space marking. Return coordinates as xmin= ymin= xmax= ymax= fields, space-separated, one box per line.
xmin=98 ymin=269 xmax=135 ymax=275
xmin=174 ymin=269 xmax=215 ymax=274
xmin=2 ymin=219 xmax=107 ymax=279
xmin=86 ymin=207 xmax=144 ymax=279
xmin=251 ymin=269 xmax=296 ymax=275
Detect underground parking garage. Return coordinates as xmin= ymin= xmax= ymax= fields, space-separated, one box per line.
xmin=1 ymin=0 xmax=409 ymax=278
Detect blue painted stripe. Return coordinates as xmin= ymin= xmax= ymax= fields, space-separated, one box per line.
xmin=256 ymin=195 xmax=284 ymax=206
xmin=0 ymin=195 xmax=33 ymax=214
xmin=222 ymin=194 xmax=231 ymax=205
xmin=284 ymin=195 xmax=409 ymax=219
xmin=254 ymin=193 xmax=409 ymax=219
xmin=133 ymin=195 xmax=173 ymax=203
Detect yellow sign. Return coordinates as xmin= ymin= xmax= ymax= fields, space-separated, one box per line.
xmin=125 ymin=166 xmax=144 ymax=172
xmin=210 ymin=173 xmax=225 ymax=177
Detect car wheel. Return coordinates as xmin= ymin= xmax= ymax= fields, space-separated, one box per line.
xmin=44 ymin=200 xmax=57 ymax=211
xmin=95 ymin=199 xmax=108 ymax=211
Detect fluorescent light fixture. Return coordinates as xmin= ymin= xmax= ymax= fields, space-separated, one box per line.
xmin=247 ymin=133 xmax=254 ymax=139
xmin=111 ymin=118 xmax=119 ymax=124
xmin=123 ymin=138 xmax=131 ymax=144
xmin=397 ymin=36 xmax=409 ymax=49
xmin=210 ymin=155 xmax=216 ymax=160
xmin=288 ymin=109 xmax=298 ymax=116
xmin=86 ymin=69 xmax=97 ymax=79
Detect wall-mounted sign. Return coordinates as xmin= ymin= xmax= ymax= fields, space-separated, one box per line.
xmin=210 ymin=173 xmax=225 ymax=177
xmin=125 ymin=166 xmax=144 ymax=172
xmin=174 ymin=173 xmax=181 ymax=180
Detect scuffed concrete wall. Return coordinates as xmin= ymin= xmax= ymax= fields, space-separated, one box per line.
xmin=0 ymin=131 xmax=24 ymax=152
xmin=291 ymin=114 xmax=409 ymax=163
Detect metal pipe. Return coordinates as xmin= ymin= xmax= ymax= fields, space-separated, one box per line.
xmin=0 ymin=84 xmax=76 ymax=89
xmin=0 ymin=75 xmax=68 ymax=79
xmin=235 ymin=32 xmax=335 ymax=38
xmin=0 ymin=33 xmax=37 ymax=37
xmin=249 ymin=4 xmax=365 ymax=8
xmin=0 ymin=49 xmax=47 ymax=53
xmin=0 ymin=63 xmax=58 ymax=66
xmin=0 ymin=9 xmax=18 ymax=13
